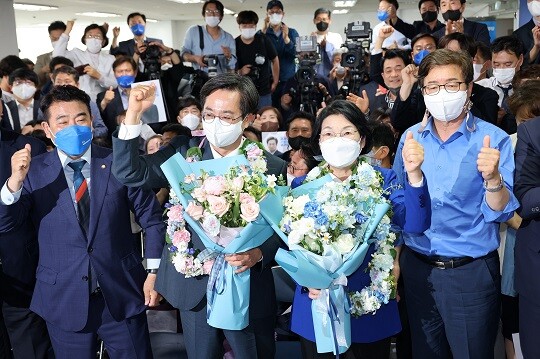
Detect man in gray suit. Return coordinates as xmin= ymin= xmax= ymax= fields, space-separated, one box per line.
xmin=34 ymin=21 xmax=66 ymax=86
xmin=111 ymin=73 xmax=287 ymax=359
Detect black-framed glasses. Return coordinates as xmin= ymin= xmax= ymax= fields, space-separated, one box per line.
xmin=422 ymin=81 xmax=467 ymax=96
xmin=201 ymin=112 xmax=243 ymax=126
xmin=287 ymin=163 xmax=309 ymax=173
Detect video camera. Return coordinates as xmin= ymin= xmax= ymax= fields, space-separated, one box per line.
xmin=203 ymin=55 xmax=219 ymax=78
xmin=288 ymin=36 xmax=321 ymax=114
xmin=140 ymin=41 xmax=162 ymax=80
xmin=340 ymin=21 xmax=371 ymax=96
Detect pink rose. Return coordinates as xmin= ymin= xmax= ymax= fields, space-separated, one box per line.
xmin=203 ymin=259 xmax=215 ymax=275
xmin=192 ymin=187 xmax=207 ymax=202
xmin=247 ymin=146 xmax=263 ymax=160
xmin=172 ymin=229 xmax=191 ymax=247
xmin=239 ymin=193 xmax=255 ymax=204
xmin=203 ymin=176 xmax=227 ymax=196
xmin=206 ymin=195 xmax=230 ymax=217
xmin=231 ymin=177 xmax=244 ymax=191
xmin=186 ymin=201 xmax=204 ymax=220
xmin=167 ymin=205 xmax=184 ymax=222
xmin=240 ymin=201 xmax=260 ymax=222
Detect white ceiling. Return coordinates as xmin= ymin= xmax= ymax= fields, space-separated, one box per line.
xmin=13 ymin=0 xmax=498 ymax=26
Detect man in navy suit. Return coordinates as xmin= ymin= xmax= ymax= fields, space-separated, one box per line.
xmin=0 ymin=85 xmax=165 ymax=358
xmin=0 ymin=127 xmax=52 ymax=358
xmin=433 ymin=0 xmax=491 ymax=46
xmin=110 ymin=12 xmax=163 ymax=58
xmin=111 ymin=74 xmax=287 ymax=359
xmin=514 ymin=116 xmax=540 ymax=358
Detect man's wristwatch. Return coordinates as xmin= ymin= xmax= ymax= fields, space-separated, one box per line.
xmin=146 ymin=269 xmax=158 ymax=274
xmin=484 ymin=173 xmax=504 ymax=193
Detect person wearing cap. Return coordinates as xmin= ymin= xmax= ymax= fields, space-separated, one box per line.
xmin=413 ymin=0 xmax=445 ymax=35
xmin=432 ymin=0 xmax=491 ymax=46
xmin=262 ymin=0 xmax=299 ymax=109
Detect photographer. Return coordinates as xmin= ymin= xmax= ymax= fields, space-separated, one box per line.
xmin=181 ymin=0 xmax=236 ymax=76
xmin=235 ymin=10 xmax=279 ymax=109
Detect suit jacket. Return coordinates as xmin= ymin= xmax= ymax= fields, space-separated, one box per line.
xmin=433 ymin=18 xmax=491 ymax=46
xmin=110 ymin=37 xmax=163 ymax=57
xmin=111 ymin=134 xmax=288 ymax=319
xmin=514 ymin=19 xmax=539 ymax=65
xmin=0 ymin=144 xmax=165 ymax=331
xmin=34 ymin=51 xmax=53 ymax=86
xmin=2 ymin=96 xmax=41 ymax=132
xmin=0 ymin=130 xmax=46 ymax=308
xmin=412 ymin=20 xmax=445 ymax=35
xmin=514 ymin=117 xmax=540 ymax=300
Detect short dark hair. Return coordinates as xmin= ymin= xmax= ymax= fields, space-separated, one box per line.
xmin=202 ymin=0 xmax=224 ymax=17
xmin=200 ymin=73 xmax=259 ymax=117
xmin=177 ymin=96 xmax=202 ymax=114
xmin=513 ymin=64 xmax=540 ymax=89
xmin=418 ymin=0 xmax=438 ymax=10
xmin=286 ymin=111 xmax=315 ymax=131
xmin=380 ymin=0 xmax=399 ymax=11
xmin=417 ymin=49 xmax=473 ymax=87
xmin=411 ymin=33 xmax=438 ymax=49
xmin=243 ymin=126 xmax=262 ymax=141
xmin=41 ymin=85 xmax=91 ymax=122
xmin=0 ymin=55 xmax=26 ymax=78
xmin=112 ymin=56 xmax=137 ymax=72
xmin=369 ymin=122 xmax=396 ymax=155
xmin=507 ymin=79 xmax=540 ymax=120
xmin=438 ymin=32 xmax=477 ymax=58
xmin=475 ymin=41 xmax=491 ymax=62
xmin=314 ymin=8 xmax=331 ymax=19
xmin=8 ymin=68 xmax=38 ymax=86
xmin=381 ymin=49 xmax=411 ymax=70
xmin=490 ymin=35 xmax=525 ymax=58
xmin=127 ymin=12 xmax=146 ymax=24
xmin=161 ymin=123 xmax=192 ymax=137
xmin=52 ymin=65 xmax=80 ymax=83
xmin=236 ymin=10 xmax=259 ymax=25
xmin=298 ymin=143 xmax=321 ymax=172
xmin=312 ymin=100 xmax=373 ymax=155
xmin=81 ymin=24 xmax=109 ymax=48
xmin=48 ymin=21 xmax=66 ymax=34
xmin=49 ymin=56 xmax=74 ymax=71
xmin=266 ymin=136 xmax=278 ymax=144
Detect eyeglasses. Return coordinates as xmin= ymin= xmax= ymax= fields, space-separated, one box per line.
xmin=205 ymin=9 xmax=221 ymax=15
xmin=413 ymin=44 xmax=435 ymax=52
xmin=268 ymin=10 xmax=283 ymax=15
xmin=319 ymin=129 xmax=358 ymax=141
xmin=422 ymin=81 xmax=466 ymax=96
xmin=287 ymin=163 xmax=308 ymax=173
xmin=202 ymin=112 xmax=244 ymax=126
xmin=85 ymin=35 xmax=103 ymax=40
xmin=13 ymin=79 xmax=35 ymax=86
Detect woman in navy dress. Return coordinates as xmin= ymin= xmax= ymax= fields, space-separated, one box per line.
xmin=289 ymin=100 xmax=430 ymax=358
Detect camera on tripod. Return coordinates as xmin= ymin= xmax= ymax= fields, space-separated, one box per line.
xmin=141 ymin=41 xmax=162 ymax=80
xmin=203 ymin=55 xmax=219 ymax=77
xmin=340 ymin=21 xmax=371 ymax=95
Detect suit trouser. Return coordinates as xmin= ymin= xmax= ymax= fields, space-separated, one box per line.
xmin=519 ymin=295 xmax=540 ymax=359
xmin=180 ymin=297 xmax=276 ymax=359
xmin=2 ymin=302 xmax=52 ymax=359
xmin=400 ymin=246 xmax=500 ymax=359
xmin=46 ymin=291 xmax=152 ymax=359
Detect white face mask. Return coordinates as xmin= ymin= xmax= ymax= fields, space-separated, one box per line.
xmin=205 ymin=16 xmax=221 ymax=28
xmin=86 ymin=38 xmax=102 ymax=54
xmin=286 ymin=172 xmax=295 ymax=186
xmin=424 ymin=90 xmax=468 ymax=122
xmin=161 ymin=63 xmax=173 ymax=71
xmin=203 ymin=118 xmax=244 ymax=148
xmin=492 ymin=67 xmax=516 ymax=85
xmin=269 ymin=14 xmax=283 ymax=26
xmin=319 ymin=137 xmax=362 ymax=169
xmin=473 ymin=63 xmax=485 ymax=81
xmin=12 ymin=83 xmax=36 ymax=100
xmin=364 ymin=148 xmax=382 ymax=167
xmin=528 ymin=0 xmax=540 ymax=17
xmin=181 ymin=113 xmax=201 ymax=130
xmin=241 ymin=28 xmax=257 ymax=40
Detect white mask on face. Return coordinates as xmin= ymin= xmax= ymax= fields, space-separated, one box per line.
xmin=205 ymin=16 xmax=221 ymax=27
xmin=492 ymin=67 xmax=516 ymax=85
xmin=86 ymin=38 xmax=102 ymax=54
xmin=364 ymin=147 xmax=382 ymax=167
xmin=528 ymin=0 xmax=540 ymax=17
xmin=269 ymin=14 xmax=283 ymax=26
xmin=424 ymin=90 xmax=468 ymax=122
xmin=161 ymin=63 xmax=173 ymax=71
xmin=241 ymin=28 xmax=257 ymax=40
xmin=473 ymin=63 xmax=485 ymax=81
xmin=12 ymin=83 xmax=36 ymax=100
xmin=203 ymin=118 xmax=244 ymax=147
xmin=287 ymin=172 xmax=296 ymax=186
xmin=319 ymin=137 xmax=362 ymax=169
xmin=181 ymin=113 xmax=201 ymax=130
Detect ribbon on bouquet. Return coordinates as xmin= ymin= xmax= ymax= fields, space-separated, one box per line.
xmin=206 ymin=253 xmax=227 ymax=322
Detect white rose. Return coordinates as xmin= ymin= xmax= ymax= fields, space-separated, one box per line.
xmin=335 ymin=233 xmax=355 ymax=254
xmin=288 ymin=230 xmax=303 ymax=245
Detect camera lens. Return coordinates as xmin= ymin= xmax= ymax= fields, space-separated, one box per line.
xmin=345 ymin=54 xmax=356 ymax=65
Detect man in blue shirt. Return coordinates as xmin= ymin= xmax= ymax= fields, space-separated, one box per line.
xmin=262 ymin=0 xmax=299 ymax=109
xmin=393 ymin=49 xmax=519 ymax=359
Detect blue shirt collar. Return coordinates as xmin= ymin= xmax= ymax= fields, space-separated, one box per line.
xmin=420 ymin=112 xmax=476 ymax=142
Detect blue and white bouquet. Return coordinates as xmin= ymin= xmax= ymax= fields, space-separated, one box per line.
xmin=267 ymin=161 xmax=397 ymax=355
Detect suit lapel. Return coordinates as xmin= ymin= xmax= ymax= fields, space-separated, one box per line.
xmin=88 ymin=147 xmax=111 ymax=244
xmin=201 ymin=139 xmax=215 ymax=160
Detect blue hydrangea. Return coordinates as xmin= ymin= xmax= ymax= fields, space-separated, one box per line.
xmin=169 ymin=245 xmax=178 ymax=253
xmin=314 ymin=213 xmax=329 ymax=227
xmin=304 ymin=201 xmax=322 ymax=218
xmin=355 ymin=213 xmax=368 ymax=224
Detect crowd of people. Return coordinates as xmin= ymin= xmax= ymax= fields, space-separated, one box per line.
xmin=1 ymin=0 xmax=540 ymax=358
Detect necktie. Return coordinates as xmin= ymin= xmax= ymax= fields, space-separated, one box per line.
xmin=497 ymin=85 xmax=513 ymax=113
xmin=68 ymin=161 xmax=90 ymax=234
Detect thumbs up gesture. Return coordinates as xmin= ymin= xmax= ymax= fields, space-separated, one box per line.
xmin=8 ymin=144 xmax=32 ymax=193
xmin=477 ymin=135 xmax=500 ymax=182
xmin=402 ymin=131 xmax=424 ymax=183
